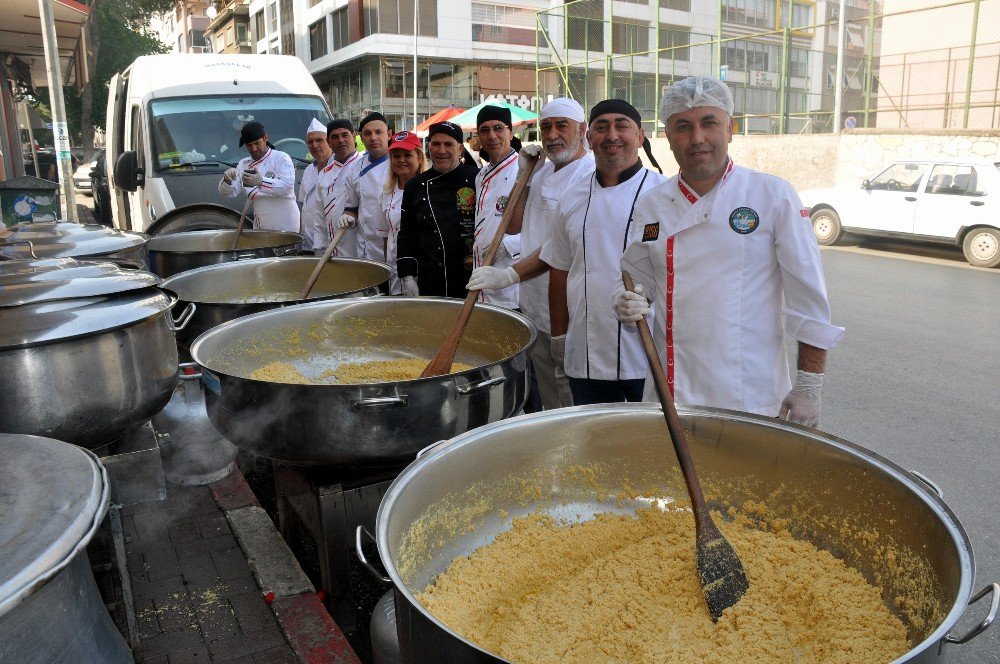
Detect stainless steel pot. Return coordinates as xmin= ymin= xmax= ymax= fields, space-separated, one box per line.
xmin=0 ymin=433 xmax=133 ymax=664
xmin=160 ymin=256 xmax=392 ymax=349
xmin=190 ymin=297 xmax=536 ymax=466
xmin=368 ymin=405 xmax=996 ymax=663
xmin=0 ymin=222 xmax=149 ymax=269
xmin=147 ymin=229 xmax=302 ymax=278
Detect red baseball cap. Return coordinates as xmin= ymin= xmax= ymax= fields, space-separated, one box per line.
xmin=388 ymin=130 xmax=422 ymax=153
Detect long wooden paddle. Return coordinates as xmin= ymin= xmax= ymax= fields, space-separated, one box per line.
xmin=230 ymin=197 xmax=252 ymax=250
xmin=420 ymin=153 xmax=540 ymax=378
xmin=298 ymin=226 xmax=348 ymax=300
xmin=622 ymin=271 xmax=749 ymax=622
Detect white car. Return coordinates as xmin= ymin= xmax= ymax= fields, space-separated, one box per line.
xmin=799 ymin=158 xmax=1000 ymax=268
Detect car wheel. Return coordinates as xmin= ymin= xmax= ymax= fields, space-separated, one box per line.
xmin=811 ymin=208 xmax=843 ymax=245
xmin=962 ymin=227 xmax=1000 ymax=268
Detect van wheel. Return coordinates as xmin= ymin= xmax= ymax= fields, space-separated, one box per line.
xmin=962 ymin=227 xmax=1000 ymax=268
xmin=148 ymin=209 xmax=239 ymax=236
xmin=811 ymin=209 xmax=843 ymax=245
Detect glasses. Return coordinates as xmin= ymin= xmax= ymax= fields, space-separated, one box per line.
xmin=477 ymin=124 xmax=508 ymax=135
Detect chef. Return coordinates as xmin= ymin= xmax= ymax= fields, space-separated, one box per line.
xmin=319 ymin=118 xmax=363 ymax=256
xmin=339 ymin=112 xmax=392 ymax=261
xmin=539 ymin=100 xmax=668 ymax=405
xmin=378 ymin=130 xmax=427 ymax=294
xmin=612 ymin=76 xmax=845 ymax=425
xmin=219 ymin=121 xmax=299 ymax=232
xmin=297 ymin=118 xmax=335 ymax=253
xmin=396 ymin=121 xmax=480 ymax=297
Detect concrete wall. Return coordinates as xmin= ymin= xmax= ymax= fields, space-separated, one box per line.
xmin=644 ymin=129 xmax=1000 ymax=192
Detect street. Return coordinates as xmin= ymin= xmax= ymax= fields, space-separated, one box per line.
xmin=811 ymin=241 xmax=999 ymax=662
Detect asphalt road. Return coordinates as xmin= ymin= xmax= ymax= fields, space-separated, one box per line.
xmin=807 ymin=239 xmax=999 ymax=662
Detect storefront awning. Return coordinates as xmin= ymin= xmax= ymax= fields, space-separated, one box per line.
xmin=0 ymin=0 xmax=90 ymax=91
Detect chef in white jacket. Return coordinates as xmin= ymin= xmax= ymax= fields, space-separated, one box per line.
xmin=613 ymin=76 xmax=845 ymax=426
xmin=319 ymin=119 xmax=364 ymax=257
xmin=297 ymin=118 xmax=334 ymax=253
xmin=219 ymin=122 xmax=299 ymax=232
xmin=340 ymin=112 xmax=392 ymax=261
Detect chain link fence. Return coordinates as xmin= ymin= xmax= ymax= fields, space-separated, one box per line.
xmin=536 ymin=0 xmax=1000 ymax=135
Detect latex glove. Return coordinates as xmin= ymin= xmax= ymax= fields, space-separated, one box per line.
xmin=613 ymin=283 xmax=649 ymax=327
xmin=779 ymin=370 xmax=824 ymax=427
xmin=242 ymin=169 xmax=263 ymax=187
xmin=401 ymin=276 xmax=419 ymax=297
xmin=337 ymin=213 xmax=357 ymax=230
xmin=550 ymin=334 xmax=566 ymax=368
xmin=467 ymin=266 xmax=519 ymax=291
xmin=223 ymin=167 xmax=237 ymax=184
xmin=519 ymin=143 xmax=544 ymax=173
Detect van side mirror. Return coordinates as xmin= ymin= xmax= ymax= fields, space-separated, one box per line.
xmin=861 ymin=179 xmax=871 ymax=190
xmin=114 ymin=151 xmax=143 ymax=192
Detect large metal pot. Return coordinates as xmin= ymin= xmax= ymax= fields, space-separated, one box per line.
xmin=147 ymin=229 xmax=301 ymax=278
xmin=0 ymin=222 xmax=148 ymax=269
xmin=369 ymin=405 xmax=996 ymax=663
xmin=0 ymin=433 xmax=132 ymax=663
xmin=190 ymin=297 xmax=536 ymax=466
xmin=160 ymin=256 xmax=392 ymax=349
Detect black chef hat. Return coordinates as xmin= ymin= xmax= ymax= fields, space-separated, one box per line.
xmin=358 ymin=111 xmax=389 ymax=134
xmin=476 ymin=104 xmax=512 ymax=130
xmin=239 ymin=121 xmax=266 ymax=147
xmin=327 ymin=118 xmax=354 ymax=135
xmin=588 ymin=99 xmax=662 ymax=174
xmin=428 ymin=121 xmax=463 ymax=144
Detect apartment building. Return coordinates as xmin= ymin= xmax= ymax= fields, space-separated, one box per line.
xmin=151 ymin=0 xmax=213 ymax=53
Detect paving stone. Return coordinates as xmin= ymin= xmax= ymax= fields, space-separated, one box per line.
xmin=211 ymin=547 xmax=251 ymax=581
xmin=194 ymin=575 xmax=259 ymax=599
xmin=131 ymin=574 xmax=188 ymax=604
xmin=141 ymin=627 xmax=205 ymax=658
xmin=122 ymin=499 xmax=164 ymax=517
xmin=207 ymin=620 xmax=286 ymax=661
xmin=135 ymin=597 xmax=161 ymax=640
xmin=168 ymin=516 xmax=204 ymax=544
xmin=229 ymin=592 xmax=276 ymax=632
xmin=154 ymin=595 xmax=200 ymax=633
xmin=142 ymin=655 xmax=168 ymax=664
xmin=175 ymin=534 xmax=240 ymax=559
xmin=251 ymin=645 xmax=299 ymax=664
xmin=145 ymin=550 xmax=183 ymax=582
xmin=196 ymin=511 xmax=233 ymax=538
xmin=132 ymin=511 xmax=168 ymax=543
xmin=195 ymin=599 xmax=241 ymax=642
xmin=161 ymin=643 xmax=212 ymax=664
xmin=180 ymin=551 xmax=220 ymax=588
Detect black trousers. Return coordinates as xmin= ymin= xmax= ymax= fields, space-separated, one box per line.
xmin=567 ymin=377 xmax=645 ymax=405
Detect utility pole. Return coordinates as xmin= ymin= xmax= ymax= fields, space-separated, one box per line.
xmin=833 ymin=0 xmax=847 ymax=134
xmin=38 ymin=0 xmax=78 ymax=221
xmin=413 ymin=0 xmax=419 ymax=129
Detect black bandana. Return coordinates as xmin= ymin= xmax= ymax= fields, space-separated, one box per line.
xmin=476 ymin=105 xmax=512 ymax=129
xmin=358 ymin=112 xmax=389 ymax=134
xmin=238 ymin=121 xmax=266 ymax=147
xmin=428 ymin=121 xmax=463 ymax=144
xmin=327 ymin=119 xmax=353 ymax=135
xmin=589 ymin=99 xmax=642 ymax=126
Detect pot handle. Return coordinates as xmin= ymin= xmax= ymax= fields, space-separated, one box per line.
xmin=178 ymin=362 xmax=202 ymax=381
xmin=352 ymin=396 xmax=408 ymax=411
xmin=908 ymin=470 xmax=944 ymax=498
xmin=0 ymin=239 xmax=38 ymax=258
xmin=455 ymin=375 xmax=506 ymax=396
xmin=943 ymin=583 xmax=998 ymax=645
xmin=355 ymin=525 xmax=391 ymax=584
xmin=172 ymin=302 xmax=197 ymax=331
xmin=234 ymin=251 xmax=259 ymax=261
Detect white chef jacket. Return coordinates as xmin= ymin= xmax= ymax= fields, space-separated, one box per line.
xmin=377 ymin=185 xmax=405 ymax=294
xmin=218 ymin=148 xmax=299 ymax=233
xmin=519 ymin=153 xmax=594 ymax=334
xmin=319 ymin=151 xmax=363 ymax=257
xmin=619 ymin=161 xmax=845 ymax=414
xmin=540 ymin=165 xmax=668 ymax=381
xmin=474 ymin=150 xmax=521 ymax=309
xmin=297 ymin=157 xmax=332 ymax=252
xmin=343 ymin=153 xmax=391 ymax=262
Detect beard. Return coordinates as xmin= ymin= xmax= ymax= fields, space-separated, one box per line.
xmin=546 ymin=134 xmax=584 ymax=166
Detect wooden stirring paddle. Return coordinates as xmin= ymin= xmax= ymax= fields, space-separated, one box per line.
xmin=622 ymin=270 xmax=749 ymax=621
xmin=298 ymin=226 xmax=348 ymax=300
xmin=230 ymin=197 xmax=252 ymax=250
xmin=420 ymin=154 xmax=540 ymax=378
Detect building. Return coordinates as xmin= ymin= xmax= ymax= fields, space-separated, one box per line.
xmin=205 ymin=0 xmax=254 ymax=55
xmin=151 ymin=1 xmax=213 ymax=54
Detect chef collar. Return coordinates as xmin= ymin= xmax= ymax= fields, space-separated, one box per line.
xmin=595 ymin=159 xmax=643 ymax=188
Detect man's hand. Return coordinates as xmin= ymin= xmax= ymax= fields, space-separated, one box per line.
xmin=223 ymin=167 xmax=238 ymax=184
xmin=518 ymin=144 xmax=545 ymax=173
xmin=467 ymin=266 xmax=519 ymax=291
xmin=779 ymin=370 xmax=824 ymax=427
xmin=401 ymin=276 xmax=419 ymax=297
xmin=613 ymin=284 xmax=649 ymax=326
xmin=242 ymin=169 xmax=263 ymax=187
xmin=337 ymin=213 xmax=357 ymax=230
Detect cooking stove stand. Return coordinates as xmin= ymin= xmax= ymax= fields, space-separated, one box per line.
xmin=274 ymin=462 xmax=405 ymax=632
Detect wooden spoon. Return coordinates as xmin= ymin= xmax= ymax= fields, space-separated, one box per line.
xmin=420 ymin=153 xmax=539 ymax=378
xmin=230 ymin=197 xmax=252 ymax=250
xmin=622 ymin=270 xmax=749 ymax=621
xmin=298 ymin=226 xmax=348 ymax=300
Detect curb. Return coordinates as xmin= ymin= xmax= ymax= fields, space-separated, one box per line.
xmin=209 ymin=468 xmax=361 ymax=664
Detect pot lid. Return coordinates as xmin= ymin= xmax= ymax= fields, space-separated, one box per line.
xmin=0 ymin=223 xmax=147 ymax=260
xmin=0 ymin=260 xmax=160 ymax=308
xmin=0 ymin=288 xmax=175 ymax=349
xmin=0 ymin=434 xmax=108 ymax=616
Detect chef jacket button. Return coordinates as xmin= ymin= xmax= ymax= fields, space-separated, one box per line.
xmin=667 ymin=340 xmax=673 ymax=347
xmin=667 ymin=358 xmax=674 ymax=366
xmin=667 ymin=269 xmax=673 ymax=277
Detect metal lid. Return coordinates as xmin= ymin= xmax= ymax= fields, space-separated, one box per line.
xmin=0 ymin=289 xmax=175 ymax=349
xmin=0 ymin=223 xmax=147 ymax=260
xmin=0 ymin=434 xmax=109 ymax=616
xmin=0 ymin=260 xmax=160 ymax=308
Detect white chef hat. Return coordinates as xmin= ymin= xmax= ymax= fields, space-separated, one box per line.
xmin=659 ymin=76 xmax=735 ymax=121
xmin=306 ymin=118 xmax=327 ymax=135
xmin=540 ymin=97 xmax=586 ymax=123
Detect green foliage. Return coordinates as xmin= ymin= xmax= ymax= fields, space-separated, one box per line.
xmin=30 ymin=87 xmax=83 ymax=145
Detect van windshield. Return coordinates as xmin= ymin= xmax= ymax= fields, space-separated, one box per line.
xmin=149 ymin=95 xmax=330 ymax=173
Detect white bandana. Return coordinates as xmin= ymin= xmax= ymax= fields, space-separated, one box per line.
xmin=540 ymin=98 xmax=586 ymax=123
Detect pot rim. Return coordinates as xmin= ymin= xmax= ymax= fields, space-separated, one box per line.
xmin=376 ymin=403 xmax=976 ymax=663
xmin=147 ymin=229 xmax=302 ymax=255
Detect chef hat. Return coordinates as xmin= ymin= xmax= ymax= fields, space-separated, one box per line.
xmin=327 ymin=119 xmax=354 ymax=135
xmin=239 ymin=121 xmax=266 ymax=147
xmin=659 ymin=76 xmax=735 ymax=121
xmin=477 ymin=104 xmax=512 ymax=130
xmin=306 ymin=118 xmax=326 ymax=135
xmin=540 ymin=97 xmax=586 ymax=123
xmin=428 ymin=121 xmax=464 ymax=144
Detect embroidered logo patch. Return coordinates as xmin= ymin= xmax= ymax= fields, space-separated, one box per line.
xmin=496 ymin=195 xmax=509 ymax=213
xmin=266 ymin=171 xmax=275 ymax=178
xmin=456 ymin=187 xmax=475 ymax=214
xmin=729 ymin=207 xmax=760 ymax=234
xmin=642 ymin=223 xmax=659 ymax=242
xmin=393 ymin=131 xmax=408 ymax=141
xmin=800 ymin=208 xmax=810 ymax=217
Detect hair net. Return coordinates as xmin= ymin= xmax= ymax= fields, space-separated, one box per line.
xmin=659 ymin=76 xmax=735 ymax=121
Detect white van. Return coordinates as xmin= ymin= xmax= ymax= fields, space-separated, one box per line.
xmin=107 ymin=54 xmax=331 ymax=235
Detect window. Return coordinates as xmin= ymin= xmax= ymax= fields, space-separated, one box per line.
xmin=236 ymin=24 xmax=249 ymax=46
xmin=779 ymin=2 xmax=811 ymax=28
xmin=471 ymin=2 xmax=537 ymax=46
xmin=869 ymin=163 xmax=926 ymax=192
xmin=280 ymin=0 xmax=295 ymax=54
xmin=253 ymin=11 xmax=265 ymax=42
xmin=332 ymin=7 xmax=350 ymax=50
xmin=924 ymin=165 xmax=985 ymax=196
xmin=308 ymin=0 xmax=322 ymax=6
xmin=724 ymin=40 xmax=779 ymax=74
xmin=789 ymin=47 xmax=809 ymax=78
xmin=612 ymin=19 xmax=649 ymax=54
xmin=567 ymin=2 xmax=603 ymax=51
xmin=268 ymin=2 xmax=278 ymax=34
xmin=364 ymin=0 xmax=438 ymax=37
xmin=225 ymin=26 xmax=234 ymax=46
xmin=658 ymin=24 xmax=690 ymax=61
xmin=722 ymin=0 xmax=774 ymax=28
xmin=310 ymin=19 xmax=328 ymax=59
xmin=660 ymin=0 xmax=690 ymax=9
xmin=189 ymin=28 xmax=207 ymax=48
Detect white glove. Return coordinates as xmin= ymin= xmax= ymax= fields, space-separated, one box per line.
xmin=242 ymin=169 xmax=263 ymax=187
xmin=779 ymin=370 xmax=824 ymax=427
xmin=223 ymin=167 xmax=237 ymax=184
xmin=338 ymin=213 xmax=357 ymax=230
xmin=613 ymin=284 xmax=650 ymax=326
xmin=550 ymin=334 xmax=566 ymax=375
xmin=467 ymin=266 xmax=519 ymax=291
xmin=401 ymin=276 xmax=419 ymax=297
xmin=518 ymin=144 xmax=545 ymax=173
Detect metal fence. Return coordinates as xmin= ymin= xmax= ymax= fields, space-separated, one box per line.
xmin=535 ymin=0 xmax=1000 ymax=135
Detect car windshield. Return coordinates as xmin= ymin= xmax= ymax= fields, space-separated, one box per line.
xmin=149 ymin=95 xmax=330 ymax=174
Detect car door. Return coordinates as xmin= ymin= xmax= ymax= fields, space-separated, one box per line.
xmin=913 ymin=163 xmax=992 ymax=240
xmin=856 ymin=162 xmax=927 ymax=233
